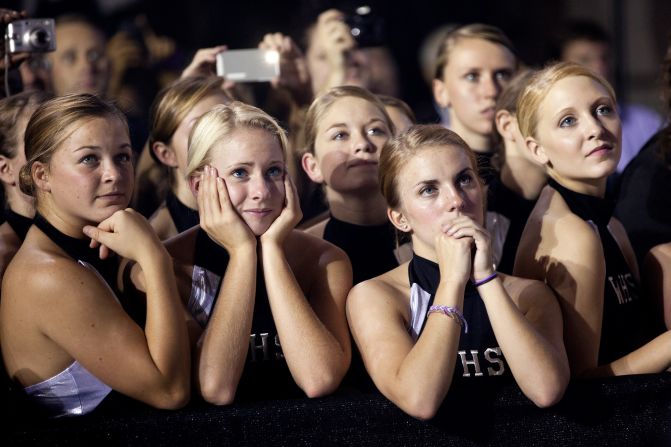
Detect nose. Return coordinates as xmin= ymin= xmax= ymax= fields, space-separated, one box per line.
xmin=250 ymin=175 xmax=272 ymax=201
xmin=445 ymin=186 xmax=465 ymax=213
xmin=102 ymin=159 xmax=122 ymax=183
xmin=352 ymin=131 xmax=376 ymax=155
xmin=585 ymin=113 xmax=608 ymax=140
xmin=481 ymin=74 xmax=499 ymax=99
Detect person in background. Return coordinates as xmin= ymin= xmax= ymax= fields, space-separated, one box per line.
xmin=0 ymin=91 xmax=52 ymax=282
xmin=432 ymin=23 xmax=518 ymax=184
xmin=378 ymin=94 xmax=416 ymax=134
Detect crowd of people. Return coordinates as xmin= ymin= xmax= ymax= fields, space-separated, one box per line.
xmin=0 ymin=5 xmax=670 ymax=421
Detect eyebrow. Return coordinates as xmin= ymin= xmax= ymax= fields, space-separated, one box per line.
xmin=224 ymin=160 xmax=284 ymax=169
xmin=326 ymin=118 xmax=386 ymax=132
xmin=412 ymin=168 xmax=473 ymax=187
xmin=74 ymin=143 xmax=132 ymax=152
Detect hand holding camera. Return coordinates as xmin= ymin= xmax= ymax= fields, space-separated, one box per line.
xmin=259 ymin=33 xmax=311 ymax=105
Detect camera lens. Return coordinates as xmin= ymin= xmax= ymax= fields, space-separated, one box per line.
xmin=29 ymin=28 xmax=51 ymax=49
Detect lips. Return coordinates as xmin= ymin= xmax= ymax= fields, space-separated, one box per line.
xmin=347 ymin=159 xmax=378 ymax=168
xmin=481 ymin=107 xmax=496 ymax=119
xmin=587 ymin=144 xmax=614 ymax=157
xmin=244 ymin=208 xmax=273 ymax=218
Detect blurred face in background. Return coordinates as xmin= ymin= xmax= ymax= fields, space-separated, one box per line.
xmin=48 ymin=21 xmax=110 ymax=96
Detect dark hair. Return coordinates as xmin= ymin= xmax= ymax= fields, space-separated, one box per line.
xmin=550 ymin=20 xmax=611 ymax=60
xmin=0 ymin=91 xmax=52 ymax=159
xmin=20 ymin=93 xmax=129 ymax=197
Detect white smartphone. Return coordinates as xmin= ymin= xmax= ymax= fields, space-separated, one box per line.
xmin=216 ymin=48 xmax=280 ymax=82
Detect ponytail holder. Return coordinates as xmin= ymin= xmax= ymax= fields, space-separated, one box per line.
xmin=473 ymin=272 xmax=498 ymax=287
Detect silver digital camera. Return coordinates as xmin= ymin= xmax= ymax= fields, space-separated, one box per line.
xmin=5 ymin=19 xmax=56 ymax=54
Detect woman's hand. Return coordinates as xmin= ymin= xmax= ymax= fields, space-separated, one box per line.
xmin=443 ymin=216 xmax=495 ymax=282
xmin=435 ymin=223 xmax=472 ymax=288
xmin=259 ymin=32 xmax=312 ymax=105
xmin=181 ymin=45 xmax=227 ymax=78
xmin=83 ymin=208 xmax=166 ymax=265
xmin=259 ymin=174 xmax=302 ymax=247
xmin=198 ymin=165 xmax=256 ymax=253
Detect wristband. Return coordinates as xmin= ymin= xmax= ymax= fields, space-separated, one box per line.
xmin=427 ymin=305 xmax=468 ymax=333
xmin=473 ymin=272 xmax=498 ymax=287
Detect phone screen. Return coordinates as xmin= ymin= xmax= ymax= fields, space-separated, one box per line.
xmin=216 ymin=49 xmax=280 ymax=82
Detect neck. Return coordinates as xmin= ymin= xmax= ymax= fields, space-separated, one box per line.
xmin=500 ymin=150 xmax=548 ymax=200
xmin=6 ymin=189 xmax=35 ymax=219
xmin=326 ymin=187 xmax=388 ymax=225
xmin=172 ymin=173 xmax=198 ymax=210
xmin=548 ymin=172 xmax=607 ymax=198
xmin=449 ymin=119 xmax=491 ymax=153
xmin=36 ymin=205 xmax=89 ymax=239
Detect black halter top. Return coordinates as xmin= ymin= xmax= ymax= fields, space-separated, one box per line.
xmin=166 ymin=190 xmax=199 ymax=233
xmin=32 ymin=213 xmax=145 ymax=325
xmin=548 ymin=178 xmax=654 ymax=364
xmin=408 ymin=254 xmax=509 ymax=381
xmin=4 ymin=208 xmax=32 ymax=241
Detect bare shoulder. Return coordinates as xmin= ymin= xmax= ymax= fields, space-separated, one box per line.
xmin=300 ymin=217 xmax=329 ymax=239
xmin=501 ymin=273 xmax=557 ymax=314
xmin=148 ymin=203 xmax=178 ymax=241
xmin=164 ymin=225 xmax=199 ymax=265
xmin=348 ymin=263 xmax=409 ymax=309
xmin=650 ymin=242 xmax=671 ymax=260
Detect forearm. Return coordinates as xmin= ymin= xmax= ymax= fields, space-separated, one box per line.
xmin=195 ymin=248 xmax=257 ymax=404
xmin=261 ymin=244 xmax=348 ymax=396
xmin=589 ymin=330 xmax=671 ymax=376
xmin=480 ymin=279 xmax=569 ymax=406
xmin=382 ymin=281 xmax=464 ymax=419
xmin=140 ymin=249 xmax=191 ymax=397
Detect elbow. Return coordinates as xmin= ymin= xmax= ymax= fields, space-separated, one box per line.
xmin=151 ymin=384 xmax=191 ymax=410
xmin=400 ymin=395 xmax=441 ymax=421
xmin=300 ymin=371 xmax=343 ymax=399
xmin=527 ymin=379 xmax=567 ymax=409
xmin=198 ymin=375 xmax=238 ymax=406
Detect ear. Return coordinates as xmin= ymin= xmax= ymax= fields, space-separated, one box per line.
xmin=525 ymin=137 xmax=550 ymax=165
xmin=388 ymin=207 xmax=411 ymax=233
xmin=0 ymin=155 xmax=14 ymax=185
xmin=188 ymin=173 xmax=200 ymax=197
xmin=32 ymin=161 xmax=50 ymax=192
xmin=432 ymin=78 xmax=450 ymax=108
xmin=152 ymin=141 xmax=178 ymax=168
xmin=495 ymin=110 xmax=515 ymax=141
xmin=301 ymin=152 xmax=324 ymax=184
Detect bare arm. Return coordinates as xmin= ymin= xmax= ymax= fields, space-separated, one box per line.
xmin=44 ymin=209 xmax=191 ymax=409
xmin=643 ymin=243 xmax=671 ymax=330
xmin=260 ymin=177 xmax=351 ymax=397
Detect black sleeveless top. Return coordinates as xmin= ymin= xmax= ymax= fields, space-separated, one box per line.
xmin=192 ymin=228 xmax=302 ymax=400
xmin=323 ymin=216 xmax=398 ymax=284
xmin=548 ymin=178 xmax=654 ymax=364
xmin=4 ymin=208 xmax=32 ymax=241
xmin=166 ymin=190 xmax=199 ymax=233
xmin=486 ymin=175 xmax=537 ymax=274
xmin=408 ymin=255 xmax=510 ymax=381
xmin=32 ymin=213 xmax=145 ymax=325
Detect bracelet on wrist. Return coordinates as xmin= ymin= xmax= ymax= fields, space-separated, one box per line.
xmin=426 ymin=305 xmax=468 ymax=333
xmin=472 ymin=272 xmax=498 ymax=288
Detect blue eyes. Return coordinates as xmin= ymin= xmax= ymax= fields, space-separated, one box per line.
xmin=596 ymin=105 xmax=613 ymax=116
xmin=559 ymin=116 xmax=577 ymax=128
xmin=559 ymin=104 xmax=614 ymax=128
xmin=457 ymin=173 xmax=473 ymax=186
xmin=79 ymin=152 xmax=132 ymax=165
xmin=231 ymin=166 xmax=283 ymax=179
xmin=330 ymin=127 xmax=387 ymax=141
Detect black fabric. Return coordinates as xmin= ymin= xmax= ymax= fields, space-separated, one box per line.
xmin=476 ymin=151 xmax=497 ymax=185
xmin=408 ymin=254 xmax=510 ymax=381
xmin=486 ymin=175 xmax=537 ymax=274
xmin=165 ymin=190 xmax=199 ymax=233
xmin=549 ymin=178 xmax=655 ymax=364
xmin=32 ymin=213 xmax=146 ymax=325
xmin=4 ymin=209 xmax=32 ymax=241
xmin=323 ymin=216 xmax=398 ymax=285
xmin=8 ymin=372 xmax=671 ymax=446
xmin=615 ymin=129 xmax=671 ymax=267
xmin=194 ymin=227 xmax=303 ymax=401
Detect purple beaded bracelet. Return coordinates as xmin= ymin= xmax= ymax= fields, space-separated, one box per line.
xmin=427 ymin=305 xmax=468 ymax=333
xmin=473 ymin=272 xmax=498 ymax=287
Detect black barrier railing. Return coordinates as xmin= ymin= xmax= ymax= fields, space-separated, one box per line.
xmin=4 ymin=373 xmax=671 ymax=446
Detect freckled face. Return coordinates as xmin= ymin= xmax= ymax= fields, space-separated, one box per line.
xmin=208 ymin=128 xmax=286 ymax=236
xmin=45 ymin=116 xmax=133 ymax=227
xmin=395 ymin=145 xmax=483 ymax=254
xmin=312 ymin=96 xmax=391 ymax=194
xmin=534 ymin=75 xmax=620 ymax=185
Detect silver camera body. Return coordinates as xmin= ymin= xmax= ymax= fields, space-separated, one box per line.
xmin=5 ymin=19 xmax=56 ymax=54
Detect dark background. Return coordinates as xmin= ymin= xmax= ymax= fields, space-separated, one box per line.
xmin=8 ymin=0 xmax=671 ymax=118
